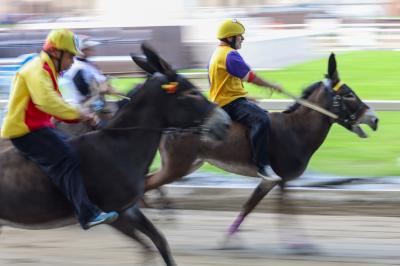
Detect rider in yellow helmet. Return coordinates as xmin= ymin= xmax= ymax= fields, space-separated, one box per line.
xmin=1 ymin=29 xmax=118 ymax=229
xmin=209 ymin=19 xmax=283 ymax=181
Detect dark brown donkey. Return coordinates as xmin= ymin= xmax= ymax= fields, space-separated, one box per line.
xmin=144 ymin=53 xmax=379 ymax=244
xmin=0 ymin=43 xmax=230 ymax=265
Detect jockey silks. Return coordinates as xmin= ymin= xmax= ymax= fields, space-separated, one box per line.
xmin=208 ymin=45 xmax=254 ymax=107
xmin=1 ymin=52 xmax=80 ymax=139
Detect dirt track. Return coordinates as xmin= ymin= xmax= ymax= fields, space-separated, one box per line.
xmin=1 ymin=210 xmax=400 ymax=266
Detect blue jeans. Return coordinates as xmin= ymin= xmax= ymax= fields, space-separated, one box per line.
xmin=223 ymin=98 xmax=271 ymax=169
xmin=11 ymin=127 xmax=101 ymax=227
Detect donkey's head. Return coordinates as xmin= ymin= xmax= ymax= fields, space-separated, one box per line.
xmin=129 ymin=43 xmax=230 ymax=140
xmin=324 ymin=53 xmax=378 ymax=138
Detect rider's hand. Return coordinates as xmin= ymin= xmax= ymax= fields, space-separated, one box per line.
xmin=79 ymin=110 xmax=100 ymax=127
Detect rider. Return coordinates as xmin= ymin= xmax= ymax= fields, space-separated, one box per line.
xmin=208 ymin=19 xmax=283 ymax=182
xmin=61 ymin=35 xmax=118 ymax=108
xmin=0 ymin=29 xmax=118 ymax=229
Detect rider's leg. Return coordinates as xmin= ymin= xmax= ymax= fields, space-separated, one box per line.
xmin=11 ymin=127 xmax=117 ymax=229
xmin=223 ymin=98 xmax=280 ymax=181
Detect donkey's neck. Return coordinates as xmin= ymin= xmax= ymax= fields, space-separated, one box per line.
xmin=98 ymin=90 xmax=165 ymax=174
xmin=269 ymin=87 xmax=334 ymax=179
xmin=288 ymin=87 xmax=333 ymax=157
xmin=107 ymin=91 xmax=164 ymax=130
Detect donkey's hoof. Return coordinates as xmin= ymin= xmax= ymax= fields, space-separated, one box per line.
xmin=218 ymin=233 xmax=245 ymax=250
xmin=284 ymin=242 xmax=319 ymax=255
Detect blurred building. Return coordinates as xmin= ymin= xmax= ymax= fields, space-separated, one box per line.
xmin=388 ymin=0 xmax=400 ymax=16
xmin=0 ymin=0 xmax=95 ymax=24
xmin=0 ymin=0 xmax=95 ymax=14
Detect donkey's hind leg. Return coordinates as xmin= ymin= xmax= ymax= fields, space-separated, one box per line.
xmin=145 ymin=158 xmax=203 ymax=192
xmin=111 ymin=206 xmax=176 ymax=266
xmin=145 ymin=134 xmax=203 ymax=192
xmin=143 ymin=159 xmax=204 ymax=220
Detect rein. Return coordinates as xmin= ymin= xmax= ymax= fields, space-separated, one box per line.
xmin=281 ymin=81 xmax=367 ymax=129
xmin=280 ymin=87 xmax=339 ymax=119
xmin=101 ymin=125 xmax=207 ymax=135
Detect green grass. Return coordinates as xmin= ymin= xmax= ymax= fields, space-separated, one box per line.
xmin=110 ymin=50 xmax=400 ymax=177
xmin=247 ymin=50 xmax=400 ymax=100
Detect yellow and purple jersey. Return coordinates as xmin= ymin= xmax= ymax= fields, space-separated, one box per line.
xmin=208 ymin=45 xmax=255 ymax=107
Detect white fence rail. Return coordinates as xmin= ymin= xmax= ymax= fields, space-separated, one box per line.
xmin=0 ymin=99 xmax=399 ymax=111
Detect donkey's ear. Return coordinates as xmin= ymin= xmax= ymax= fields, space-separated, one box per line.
xmin=130 ymin=53 xmax=156 ymax=75
xmin=328 ymin=53 xmax=339 ymax=82
xmin=141 ymin=42 xmax=176 ymax=79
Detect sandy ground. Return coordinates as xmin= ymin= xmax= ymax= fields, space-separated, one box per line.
xmin=1 ymin=210 xmax=400 ymax=266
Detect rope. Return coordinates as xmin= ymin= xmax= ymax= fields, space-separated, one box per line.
xmin=101 ymin=125 xmax=206 ymax=134
xmin=279 ymin=89 xmax=339 ymax=119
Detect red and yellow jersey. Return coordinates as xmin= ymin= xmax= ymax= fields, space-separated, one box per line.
xmin=1 ymin=52 xmax=80 ymax=139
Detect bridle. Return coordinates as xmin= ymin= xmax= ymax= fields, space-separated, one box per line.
xmin=323 ymin=80 xmax=368 ymax=129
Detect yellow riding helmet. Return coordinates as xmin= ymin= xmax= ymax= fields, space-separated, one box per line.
xmin=43 ymin=29 xmax=83 ymax=56
xmin=217 ymin=19 xmax=245 ymax=39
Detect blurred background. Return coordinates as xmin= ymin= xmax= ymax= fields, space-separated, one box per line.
xmin=1 ymin=3 xmax=400 ymax=265
xmin=0 ymin=0 xmax=399 ymax=177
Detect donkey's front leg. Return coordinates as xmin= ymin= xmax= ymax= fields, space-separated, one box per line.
xmin=111 ymin=206 xmax=176 ymax=266
xmin=228 ymin=178 xmax=279 ymax=235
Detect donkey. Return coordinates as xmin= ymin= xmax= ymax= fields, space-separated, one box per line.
xmin=0 ymin=43 xmax=230 ymax=265
xmin=143 ymin=53 xmax=379 ymax=246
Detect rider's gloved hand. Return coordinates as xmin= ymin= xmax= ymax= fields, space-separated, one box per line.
xmin=79 ymin=110 xmax=100 ymax=128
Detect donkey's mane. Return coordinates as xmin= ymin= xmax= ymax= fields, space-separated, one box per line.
xmin=283 ymin=81 xmax=323 ymax=113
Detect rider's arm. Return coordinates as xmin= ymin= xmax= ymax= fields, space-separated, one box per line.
xmin=249 ymin=75 xmax=282 ymax=92
xmin=23 ymin=68 xmax=80 ymax=121
xmin=226 ymin=51 xmax=282 ymax=92
xmin=73 ymin=69 xmax=91 ymax=97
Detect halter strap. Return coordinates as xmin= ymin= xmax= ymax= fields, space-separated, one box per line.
xmin=332 ymin=81 xmax=344 ymax=91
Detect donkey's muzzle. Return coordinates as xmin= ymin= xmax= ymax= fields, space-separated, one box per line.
xmin=352 ymin=109 xmax=379 ymax=138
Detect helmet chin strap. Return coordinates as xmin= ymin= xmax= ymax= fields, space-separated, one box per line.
xmin=56 ymin=51 xmax=64 ymax=73
xmin=43 ymin=50 xmax=64 ymax=73
xmin=222 ymin=37 xmax=237 ymax=49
